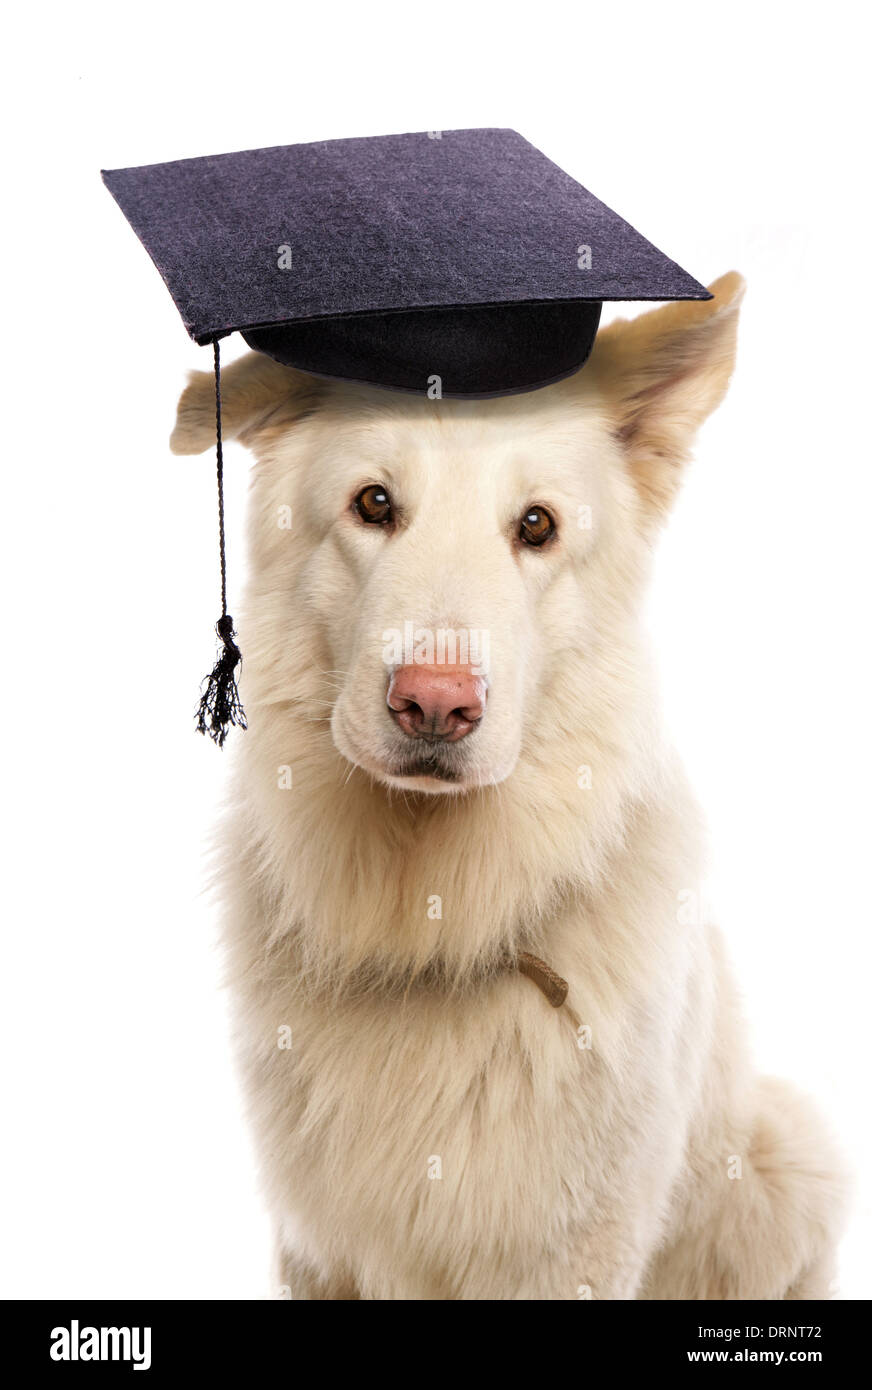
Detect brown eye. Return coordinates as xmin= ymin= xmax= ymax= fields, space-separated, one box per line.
xmin=353 ymin=483 xmax=393 ymax=525
xmin=519 ymin=505 xmax=556 ymax=547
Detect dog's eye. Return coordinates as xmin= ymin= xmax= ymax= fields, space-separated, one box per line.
xmin=353 ymin=484 xmax=393 ymax=525
xmin=519 ymin=506 xmax=556 ymax=547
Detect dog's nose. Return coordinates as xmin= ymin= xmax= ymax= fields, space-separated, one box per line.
xmin=387 ymin=665 xmax=487 ymax=741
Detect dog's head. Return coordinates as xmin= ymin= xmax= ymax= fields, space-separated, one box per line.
xmin=173 ymin=274 xmax=743 ymax=797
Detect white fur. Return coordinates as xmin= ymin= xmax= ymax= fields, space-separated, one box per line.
xmin=174 ymin=274 xmax=848 ymax=1299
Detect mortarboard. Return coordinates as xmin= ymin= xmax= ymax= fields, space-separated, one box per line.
xmin=102 ymin=128 xmax=710 ymax=744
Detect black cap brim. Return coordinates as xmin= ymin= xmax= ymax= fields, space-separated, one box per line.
xmin=243 ymin=299 xmax=603 ymax=397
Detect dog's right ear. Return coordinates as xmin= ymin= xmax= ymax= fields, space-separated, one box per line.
xmin=170 ymin=352 xmax=320 ymax=455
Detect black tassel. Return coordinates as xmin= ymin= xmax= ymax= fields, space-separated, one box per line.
xmin=196 ymin=613 xmax=247 ymax=746
xmin=196 ymin=339 xmax=247 ymax=747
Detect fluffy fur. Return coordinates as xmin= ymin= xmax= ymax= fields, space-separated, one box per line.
xmin=174 ymin=273 xmax=847 ymax=1299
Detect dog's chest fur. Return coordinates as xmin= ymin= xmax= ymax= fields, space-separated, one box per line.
xmin=224 ymin=783 xmax=716 ymax=1299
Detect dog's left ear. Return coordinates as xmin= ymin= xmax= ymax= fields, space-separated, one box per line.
xmin=590 ymin=271 xmax=745 ymax=518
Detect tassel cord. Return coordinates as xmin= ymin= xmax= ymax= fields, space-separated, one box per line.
xmin=195 ymin=339 xmax=247 ymax=746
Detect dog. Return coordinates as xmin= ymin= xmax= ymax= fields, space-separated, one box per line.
xmin=172 ymin=272 xmax=847 ymax=1299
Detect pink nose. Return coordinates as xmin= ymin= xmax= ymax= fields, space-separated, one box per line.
xmin=387 ymin=665 xmax=487 ymax=741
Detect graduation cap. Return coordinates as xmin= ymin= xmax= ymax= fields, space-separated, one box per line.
xmin=102 ymin=127 xmax=710 ymax=745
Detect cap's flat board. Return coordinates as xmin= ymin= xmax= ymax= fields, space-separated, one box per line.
xmin=102 ymin=128 xmax=709 ymax=344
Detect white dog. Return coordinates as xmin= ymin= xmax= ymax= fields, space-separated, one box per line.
xmin=173 ymin=272 xmax=846 ymax=1299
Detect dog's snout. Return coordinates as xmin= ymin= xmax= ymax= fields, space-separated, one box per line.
xmin=387 ymin=665 xmax=487 ymax=742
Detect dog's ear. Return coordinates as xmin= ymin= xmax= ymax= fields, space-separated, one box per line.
xmin=170 ymin=351 xmax=320 ymax=455
xmin=590 ymin=271 xmax=745 ymax=518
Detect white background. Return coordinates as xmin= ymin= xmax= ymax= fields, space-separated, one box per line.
xmin=2 ymin=1 xmax=869 ymax=1299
